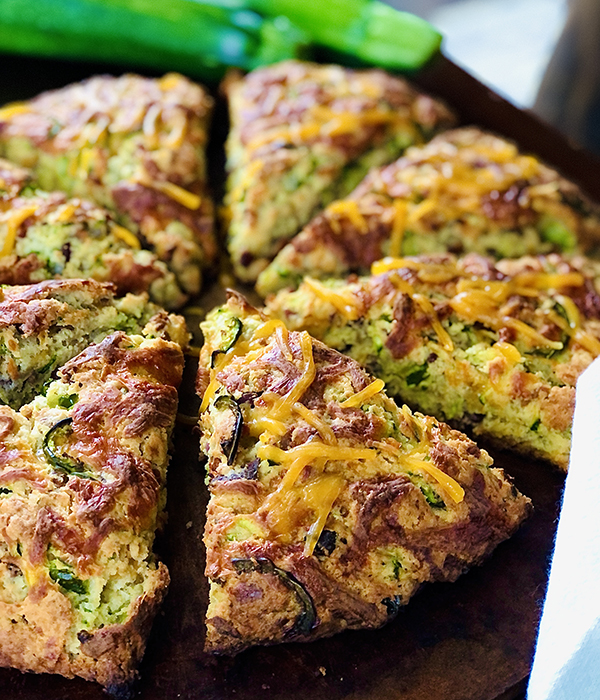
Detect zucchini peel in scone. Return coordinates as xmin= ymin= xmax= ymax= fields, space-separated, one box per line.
xmin=265 ymin=252 xmax=600 ymax=470
xmin=0 ymin=73 xmax=216 ymax=303
xmin=0 ymin=331 xmax=185 ymax=690
xmin=257 ymin=127 xmax=600 ymax=296
xmin=196 ymin=291 xmax=530 ymax=654
xmin=0 ymin=158 xmax=186 ymax=308
xmin=223 ymin=60 xmax=456 ymax=283
xmin=0 ymin=277 xmax=189 ymax=409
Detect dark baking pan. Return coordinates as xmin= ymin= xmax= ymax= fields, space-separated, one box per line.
xmin=1 ymin=50 xmax=591 ymax=700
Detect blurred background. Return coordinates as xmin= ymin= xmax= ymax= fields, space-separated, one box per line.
xmin=388 ymin=0 xmax=567 ymax=108
xmin=388 ymin=0 xmax=600 ymax=157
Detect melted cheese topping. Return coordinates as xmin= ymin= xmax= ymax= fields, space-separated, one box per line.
xmin=301 ymin=476 xmax=346 ymax=556
xmin=0 ymin=103 xmax=30 ymax=120
xmin=362 ymin=134 xmax=579 ymax=248
xmin=245 ymin=102 xmax=400 ymax=154
xmin=327 ymin=200 xmax=369 ymax=234
xmin=55 ymin=203 xmax=77 ymax=223
xmin=450 ymin=273 xmax=587 ymax=350
xmin=303 ymin=277 xmax=362 ymax=320
xmin=1 ymin=204 xmax=38 ymax=256
xmin=293 ymin=403 xmax=336 ymax=444
xmin=111 ymin=224 xmax=142 ymax=249
xmin=257 ymin=442 xmax=373 ymax=553
xmin=413 ymin=458 xmax=465 ymax=504
xmin=406 ymin=198 xmax=438 ymax=226
xmin=252 ymin=318 xmax=289 ymax=341
xmin=158 ymin=73 xmax=184 ymax=91
xmin=388 ymin=201 xmax=407 ymax=258
xmin=370 ymin=257 xmax=599 ymax=356
xmin=151 ymin=180 xmax=201 ymax=210
xmin=340 ymin=379 xmax=385 ymax=408
xmin=205 ymin=309 xmax=467 ymax=557
xmin=371 ymin=256 xmax=421 ymax=275
xmin=133 ymin=173 xmax=201 ymax=210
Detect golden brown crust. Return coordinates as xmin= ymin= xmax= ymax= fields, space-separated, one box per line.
xmin=199 ymin=295 xmax=531 ymax=654
xmin=0 ymin=73 xmax=216 ymax=299
xmin=266 ymin=252 xmax=600 ymax=469
xmin=256 ymin=127 xmax=600 ymax=296
xmin=0 ymin=332 xmax=184 ymax=688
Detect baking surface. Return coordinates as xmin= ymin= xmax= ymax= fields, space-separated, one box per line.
xmin=0 ymin=414 xmax=562 ymax=700
xmin=0 ymin=51 xmax=588 ymax=699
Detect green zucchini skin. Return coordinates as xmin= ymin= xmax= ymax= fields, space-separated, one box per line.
xmin=0 ymin=0 xmax=307 ymax=80
xmin=0 ymin=0 xmax=440 ymax=80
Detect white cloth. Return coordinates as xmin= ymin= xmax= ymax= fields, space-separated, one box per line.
xmin=528 ymin=357 xmax=600 ymax=699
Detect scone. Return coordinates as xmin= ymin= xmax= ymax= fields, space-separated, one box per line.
xmin=197 ymin=291 xmax=531 ymax=654
xmin=265 ymin=253 xmax=600 ymax=469
xmin=223 ymin=60 xmax=455 ymax=282
xmin=0 ymin=73 xmax=216 ymax=301
xmin=0 ymin=158 xmax=185 ymax=308
xmin=0 ymin=277 xmax=188 ymax=409
xmin=0 ymin=331 xmax=184 ymax=690
xmin=257 ymin=127 xmax=600 ymax=295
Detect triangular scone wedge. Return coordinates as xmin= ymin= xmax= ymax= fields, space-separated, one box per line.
xmin=256 ymin=127 xmax=600 ymax=295
xmin=223 ymin=60 xmax=455 ymax=283
xmin=0 ymin=73 xmax=216 ymax=302
xmin=265 ymin=253 xmax=600 ymax=470
xmin=0 ymin=332 xmax=184 ymax=690
xmin=197 ymin=292 xmax=531 ymax=655
xmin=0 ymin=278 xmax=189 ymax=408
xmin=0 ymin=158 xmax=185 ymax=308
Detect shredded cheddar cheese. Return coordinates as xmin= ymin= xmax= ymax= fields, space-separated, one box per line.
xmin=111 ymin=224 xmax=141 ymax=249
xmin=133 ymin=171 xmax=201 ymax=210
xmin=151 ymin=180 xmax=201 ymax=210
xmin=257 ymin=443 xmax=374 ymax=495
xmin=302 ymin=476 xmax=346 ymax=556
xmin=293 ymin=403 xmax=336 ymax=444
xmin=327 ymin=200 xmax=369 ymax=234
xmin=340 ymin=379 xmax=385 ymax=408
xmin=369 ymin=256 xmax=600 ymax=358
xmin=407 ymin=198 xmax=437 ymax=226
xmin=246 ymin=104 xmax=398 ymax=153
xmin=574 ymin=330 xmax=600 ymax=355
xmin=303 ymin=277 xmax=362 ymax=320
xmin=0 ymin=103 xmax=30 ymax=120
xmin=371 ymin=257 xmax=421 ymax=275
xmin=158 ymin=73 xmax=183 ymax=91
xmin=388 ymin=201 xmax=407 ymax=258
xmin=55 ymin=204 xmax=77 ymax=223
xmin=416 ymin=460 xmax=465 ymax=504
xmin=1 ymin=205 xmax=38 ymax=257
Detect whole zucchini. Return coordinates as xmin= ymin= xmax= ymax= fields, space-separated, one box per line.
xmin=0 ymin=0 xmax=441 ymax=80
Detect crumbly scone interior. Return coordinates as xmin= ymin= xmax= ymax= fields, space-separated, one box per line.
xmin=265 ymin=253 xmax=600 ymax=469
xmin=0 ymin=158 xmax=185 ymax=309
xmin=197 ymin=292 xmax=531 ymax=654
xmin=0 ymin=332 xmax=183 ymax=687
xmin=0 ymin=73 xmax=216 ymax=302
xmin=256 ymin=127 xmax=600 ymax=296
xmin=223 ymin=60 xmax=456 ymax=282
xmin=0 ymin=278 xmax=189 ymax=409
